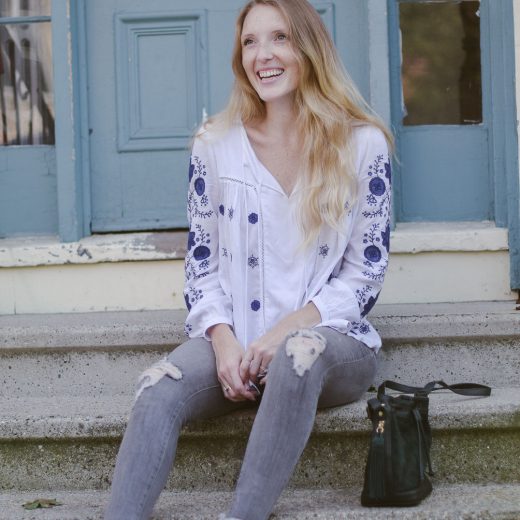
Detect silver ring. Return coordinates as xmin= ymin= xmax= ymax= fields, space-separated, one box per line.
xmin=224 ymin=386 xmax=231 ymax=392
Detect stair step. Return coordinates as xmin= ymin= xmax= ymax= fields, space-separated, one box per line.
xmin=1 ymin=484 xmax=520 ymax=520
xmin=1 ymin=302 xmax=519 ymax=398
xmin=1 ymin=302 xmax=518 ymax=492
xmin=1 ymin=389 xmax=518 ymax=491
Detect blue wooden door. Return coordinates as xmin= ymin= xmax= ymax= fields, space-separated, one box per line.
xmin=389 ymin=0 xmax=492 ymax=222
xmin=85 ymin=0 xmax=371 ymax=232
xmin=0 ymin=4 xmax=57 ymax=237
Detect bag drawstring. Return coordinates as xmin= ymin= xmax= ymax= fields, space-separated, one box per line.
xmin=413 ymin=408 xmax=434 ymax=477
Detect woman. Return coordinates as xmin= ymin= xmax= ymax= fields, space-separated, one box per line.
xmin=105 ymin=0 xmax=392 ymax=519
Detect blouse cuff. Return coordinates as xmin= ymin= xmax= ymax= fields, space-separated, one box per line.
xmin=311 ymin=283 xmax=361 ymax=324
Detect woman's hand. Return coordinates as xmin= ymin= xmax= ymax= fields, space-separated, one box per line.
xmin=240 ymin=303 xmax=321 ymax=384
xmin=208 ymin=324 xmax=257 ymax=402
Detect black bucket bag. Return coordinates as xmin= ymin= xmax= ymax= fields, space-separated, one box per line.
xmin=361 ymin=380 xmax=491 ymax=507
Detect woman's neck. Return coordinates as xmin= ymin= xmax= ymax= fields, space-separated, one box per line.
xmin=259 ymin=99 xmax=298 ymax=139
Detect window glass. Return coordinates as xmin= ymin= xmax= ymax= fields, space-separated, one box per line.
xmin=0 ymin=0 xmax=51 ymax=18
xmin=0 ymin=1 xmax=54 ymax=145
xmin=400 ymin=0 xmax=482 ymax=126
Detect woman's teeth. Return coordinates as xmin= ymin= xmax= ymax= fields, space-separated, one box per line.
xmin=258 ymin=69 xmax=284 ymax=79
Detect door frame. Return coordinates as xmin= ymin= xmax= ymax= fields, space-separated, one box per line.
xmin=387 ymin=0 xmax=519 ymax=288
xmin=52 ymin=0 xmax=91 ymax=242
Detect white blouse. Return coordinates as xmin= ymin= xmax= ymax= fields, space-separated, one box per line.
xmin=184 ymin=123 xmax=391 ymax=352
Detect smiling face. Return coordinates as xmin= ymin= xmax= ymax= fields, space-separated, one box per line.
xmin=240 ymin=4 xmax=300 ymax=108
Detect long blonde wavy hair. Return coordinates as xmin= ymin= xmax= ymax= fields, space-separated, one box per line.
xmin=210 ymin=0 xmax=393 ymax=246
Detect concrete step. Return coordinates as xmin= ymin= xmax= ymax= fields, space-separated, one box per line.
xmin=1 ymin=302 xmax=519 ymax=400
xmin=1 ymin=388 xmax=518 ymax=491
xmin=1 ymin=484 xmax=520 ymax=520
xmin=1 ymin=302 xmax=518 ymax=492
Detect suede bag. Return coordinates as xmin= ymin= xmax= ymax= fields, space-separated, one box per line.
xmin=361 ymin=380 xmax=491 ymax=507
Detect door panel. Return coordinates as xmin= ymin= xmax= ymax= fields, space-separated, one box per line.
xmin=86 ymin=0 xmax=370 ymax=232
xmin=398 ymin=126 xmax=490 ymax=221
xmin=389 ymin=0 xmax=492 ymax=222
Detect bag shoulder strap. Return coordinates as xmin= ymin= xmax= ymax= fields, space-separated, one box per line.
xmin=378 ymin=380 xmax=491 ymax=399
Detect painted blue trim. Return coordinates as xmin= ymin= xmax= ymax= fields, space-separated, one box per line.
xmin=387 ymin=0 xmax=403 ymax=222
xmin=76 ymin=0 xmax=92 ymax=237
xmin=52 ymin=0 xmax=89 ymax=242
xmin=0 ymin=16 xmax=51 ymax=24
xmin=491 ymin=0 xmax=520 ymax=289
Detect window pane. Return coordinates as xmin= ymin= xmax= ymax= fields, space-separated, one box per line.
xmin=0 ymin=21 xmax=54 ymax=145
xmin=400 ymin=0 xmax=482 ymax=126
xmin=0 ymin=0 xmax=51 ymax=18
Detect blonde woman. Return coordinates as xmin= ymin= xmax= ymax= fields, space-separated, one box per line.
xmin=105 ymin=1 xmax=392 ymax=519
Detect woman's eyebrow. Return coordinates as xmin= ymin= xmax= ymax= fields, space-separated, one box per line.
xmin=241 ymin=28 xmax=288 ymax=39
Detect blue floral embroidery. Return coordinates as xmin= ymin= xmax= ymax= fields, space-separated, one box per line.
xmin=363 ymin=259 xmax=388 ymax=283
xmin=351 ymin=321 xmax=371 ymax=335
xmin=319 ymin=244 xmax=329 ymax=258
xmin=194 ymin=245 xmax=210 ymax=261
xmin=185 ymin=287 xmax=203 ymax=311
xmin=251 ymin=300 xmax=261 ymax=311
xmin=248 ymin=255 xmax=259 ymax=268
xmin=355 ymin=284 xmax=380 ymax=316
xmin=359 ymin=322 xmax=370 ymax=334
xmin=385 ymin=161 xmax=392 ymax=182
xmin=184 ymin=323 xmax=193 ymax=336
xmin=194 ymin=177 xmax=205 ymax=196
xmin=187 ymin=231 xmax=196 ymax=251
xmin=248 ymin=212 xmax=258 ymax=224
xmin=369 ymin=177 xmax=386 ymax=196
xmin=222 ymin=247 xmax=228 ymax=257
xmin=364 ymin=245 xmax=381 ymax=263
xmin=228 ymin=207 xmax=234 ymax=220
xmin=381 ymin=221 xmax=390 ymax=253
xmin=361 ymin=293 xmax=380 ymax=318
xmin=363 ymin=223 xmax=382 ymax=263
xmin=355 ymin=284 xmax=372 ymax=306
xmin=187 ymin=155 xmax=213 ymax=220
xmin=363 ymin=154 xmax=391 ymax=221
xmin=185 ymin=223 xmax=211 ymax=280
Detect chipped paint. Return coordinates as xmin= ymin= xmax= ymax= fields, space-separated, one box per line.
xmin=285 ymin=329 xmax=326 ymax=377
xmin=0 ymin=232 xmax=187 ymax=268
xmin=135 ymin=358 xmax=182 ymax=401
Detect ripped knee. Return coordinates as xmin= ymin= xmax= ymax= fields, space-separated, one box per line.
xmin=135 ymin=357 xmax=183 ymax=400
xmin=285 ymin=329 xmax=326 ymax=377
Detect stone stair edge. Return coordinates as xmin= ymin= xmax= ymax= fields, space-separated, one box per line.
xmin=1 ymin=484 xmax=520 ymax=520
xmin=1 ymin=387 xmax=518 ymax=442
xmin=1 ymin=301 xmax=519 ymax=350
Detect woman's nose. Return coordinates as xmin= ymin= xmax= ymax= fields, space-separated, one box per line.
xmin=256 ymin=41 xmax=274 ymax=61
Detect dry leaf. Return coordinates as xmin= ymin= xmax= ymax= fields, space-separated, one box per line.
xmin=23 ymin=498 xmax=63 ymax=510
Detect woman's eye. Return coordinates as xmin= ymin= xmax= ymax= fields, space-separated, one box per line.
xmin=275 ymin=33 xmax=288 ymax=41
xmin=243 ymin=38 xmax=254 ymax=46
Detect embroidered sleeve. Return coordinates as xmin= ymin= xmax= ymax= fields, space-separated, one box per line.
xmin=311 ymin=127 xmax=391 ymax=325
xmin=184 ymin=133 xmax=233 ymax=338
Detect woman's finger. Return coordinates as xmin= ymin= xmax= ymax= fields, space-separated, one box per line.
xmin=220 ymin=379 xmax=244 ymax=402
xmin=230 ymin=369 xmax=257 ymax=401
xmin=248 ymin=355 xmax=262 ymax=381
xmin=239 ymin=351 xmax=253 ymax=381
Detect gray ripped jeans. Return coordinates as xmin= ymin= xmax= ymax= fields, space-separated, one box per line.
xmin=104 ymin=327 xmax=377 ymax=520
